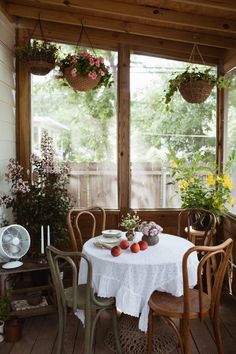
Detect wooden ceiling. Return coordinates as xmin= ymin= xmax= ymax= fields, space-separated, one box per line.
xmin=2 ymin=0 xmax=236 ymax=70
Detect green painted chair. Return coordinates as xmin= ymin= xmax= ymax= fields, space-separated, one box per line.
xmin=46 ymin=245 xmax=122 ymax=354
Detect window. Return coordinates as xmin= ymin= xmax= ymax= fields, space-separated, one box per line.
xmin=130 ymin=54 xmax=217 ymax=209
xmin=31 ymin=46 xmax=218 ymax=210
xmin=31 ymin=44 xmax=118 ymax=208
xmin=224 ymin=69 xmax=236 ymax=215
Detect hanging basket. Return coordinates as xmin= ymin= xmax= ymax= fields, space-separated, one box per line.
xmin=179 ymin=80 xmax=215 ymax=104
xmin=28 ymin=54 xmax=56 ymax=76
xmin=64 ymin=67 xmax=100 ymax=91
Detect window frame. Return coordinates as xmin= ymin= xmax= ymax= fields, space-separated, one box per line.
xmin=16 ymin=27 xmax=224 ymax=214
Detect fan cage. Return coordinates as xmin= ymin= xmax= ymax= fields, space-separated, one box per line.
xmin=0 ymin=224 xmax=30 ymax=260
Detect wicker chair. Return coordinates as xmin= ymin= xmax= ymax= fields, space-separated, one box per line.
xmin=147 ymin=238 xmax=233 ymax=354
xmin=177 ymin=208 xmax=216 ymax=246
xmin=46 ymin=245 xmax=121 ymax=354
xmin=67 ymin=206 xmax=106 ymax=252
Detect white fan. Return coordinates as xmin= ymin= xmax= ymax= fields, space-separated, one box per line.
xmin=0 ymin=224 xmax=31 ymax=269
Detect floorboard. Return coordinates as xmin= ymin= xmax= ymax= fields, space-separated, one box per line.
xmin=0 ymin=294 xmax=235 ymax=354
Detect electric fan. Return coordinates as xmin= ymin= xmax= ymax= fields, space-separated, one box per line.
xmin=0 ymin=224 xmax=31 ymax=269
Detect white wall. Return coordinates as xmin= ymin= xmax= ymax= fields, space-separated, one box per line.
xmin=0 ymin=11 xmax=15 ymax=193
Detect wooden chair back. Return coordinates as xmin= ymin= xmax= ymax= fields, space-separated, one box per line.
xmin=182 ymin=238 xmax=233 ymax=320
xmin=67 ymin=206 xmax=106 ymax=252
xmin=177 ymin=208 xmax=216 ymax=246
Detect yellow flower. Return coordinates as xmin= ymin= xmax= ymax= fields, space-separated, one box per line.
xmin=229 ymin=197 xmax=235 ymax=206
xmin=189 ymin=178 xmax=195 ymax=183
xmin=223 ymin=174 xmax=233 ymax=190
xmin=171 ymin=160 xmax=178 ymax=167
xmin=179 ymin=180 xmax=189 ymax=190
xmin=207 ymin=173 xmax=215 ymax=185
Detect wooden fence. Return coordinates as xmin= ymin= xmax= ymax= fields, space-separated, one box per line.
xmin=68 ymin=162 xmax=180 ymax=208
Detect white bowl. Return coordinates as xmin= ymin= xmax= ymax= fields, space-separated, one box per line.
xmin=102 ymin=229 xmax=121 ymax=238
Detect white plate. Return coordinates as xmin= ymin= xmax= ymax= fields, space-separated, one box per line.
xmin=98 ymin=236 xmax=121 ymax=244
xmin=102 ymin=229 xmax=121 ymax=238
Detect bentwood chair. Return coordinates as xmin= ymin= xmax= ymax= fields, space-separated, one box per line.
xmin=67 ymin=206 xmax=106 ymax=253
xmin=147 ymin=238 xmax=233 ymax=354
xmin=46 ymin=245 xmax=121 ymax=354
xmin=177 ymin=208 xmax=217 ymax=246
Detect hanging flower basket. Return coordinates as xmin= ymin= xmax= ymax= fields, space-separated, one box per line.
xmin=15 ymin=38 xmax=59 ymax=76
xmin=28 ymin=53 xmax=56 ymax=76
xmin=64 ymin=67 xmax=100 ymax=91
xmin=178 ymin=80 xmax=215 ymax=104
xmin=57 ymin=51 xmax=113 ymax=92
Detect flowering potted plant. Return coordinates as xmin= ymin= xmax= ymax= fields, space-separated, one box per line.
xmin=56 ymin=51 xmax=113 ymax=91
xmin=165 ymin=66 xmax=231 ymax=108
xmin=120 ymin=211 xmax=141 ymax=241
xmin=15 ymin=38 xmax=59 ymax=75
xmin=169 ymin=151 xmax=235 ymax=223
xmin=5 ymin=131 xmax=72 ymax=250
xmin=139 ymin=221 xmax=163 ymax=245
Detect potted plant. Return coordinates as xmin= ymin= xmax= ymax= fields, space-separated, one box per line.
xmin=164 ymin=66 xmax=231 ymax=107
xmin=168 ymin=151 xmax=235 ymax=224
xmin=139 ymin=221 xmax=163 ymax=245
xmin=56 ymin=51 xmax=113 ymax=91
xmin=120 ymin=211 xmax=141 ymax=241
xmin=15 ymin=38 xmax=59 ymax=75
xmin=5 ymin=131 xmax=72 ymax=251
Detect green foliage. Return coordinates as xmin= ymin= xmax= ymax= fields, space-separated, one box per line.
xmin=168 ymin=150 xmax=235 ymax=222
xmin=0 ymin=289 xmax=11 ymax=322
xmin=165 ymin=66 xmax=231 ymax=107
xmin=15 ymin=38 xmax=59 ymax=62
xmin=120 ymin=211 xmax=141 ymax=230
xmin=5 ymin=132 xmax=72 ymax=245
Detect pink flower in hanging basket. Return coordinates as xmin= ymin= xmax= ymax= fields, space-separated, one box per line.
xmin=56 ymin=50 xmax=113 ymax=90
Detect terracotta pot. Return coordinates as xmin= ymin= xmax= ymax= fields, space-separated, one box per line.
xmin=4 ymin=319 xmax=22 ymax=342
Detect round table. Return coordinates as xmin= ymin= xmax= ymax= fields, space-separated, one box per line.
xmin=77 ymin=232 xmax=198 ymax=332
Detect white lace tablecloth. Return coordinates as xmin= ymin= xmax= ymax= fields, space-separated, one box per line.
xmin=77 ymin=232 xmax=198 ymax=332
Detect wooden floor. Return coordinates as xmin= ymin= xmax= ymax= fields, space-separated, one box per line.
xmin=1 ymin=294 xmax=236 ymax=354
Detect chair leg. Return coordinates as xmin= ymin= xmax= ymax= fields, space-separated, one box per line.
xmin=111 ymin=307 xmax=122 ymax=354
xmin=56 ymin=305 xmax=66 ymax=354
xmin=212 ymin=313 xmax=224 ymax=354
xmin=84 ymin=311 xmax=92 ymax=354
xmin=182 ymin=318 xmax=191 ymax=354
xmin=147 ymin=309 xmax=154 ymax=354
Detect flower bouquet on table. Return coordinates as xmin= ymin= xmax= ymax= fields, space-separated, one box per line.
xmin=139 ymin=221 xmax=163 ymax=246
xmin=56 ymin=51 xmax=113 ymax=92
xmin=120 ymin=211 xmax=141 ymax=241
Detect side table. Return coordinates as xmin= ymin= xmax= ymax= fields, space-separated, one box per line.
xmin=0 ymin=257 xmax=56 ymax=318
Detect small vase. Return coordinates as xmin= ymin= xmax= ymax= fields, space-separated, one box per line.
xmin=126 ymin=229 xmax=135 ymax=242
xmin=142 ymin=234 xmax=159 ymax=246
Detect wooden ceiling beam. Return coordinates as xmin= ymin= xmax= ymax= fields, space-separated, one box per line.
xmin=7 ymin=3 xmax=236 ymax=50
xmin=166 ymin=0 xmax=236 ymax=13
xmin=33 ymin=0 xmax=236 ymax=35
xmin=17 ymin=18 xmax=220 ymax=65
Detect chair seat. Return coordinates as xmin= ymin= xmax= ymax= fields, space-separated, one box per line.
xmin=149 ymin=289 xmax=211 ymax=320
xmin=65 ymin=285 xmax=115 ymax=310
